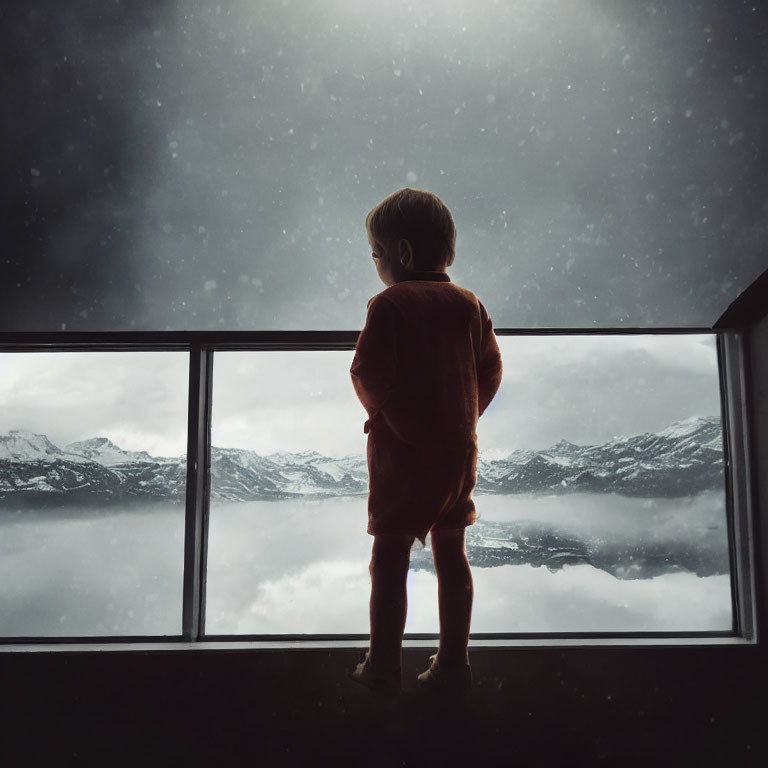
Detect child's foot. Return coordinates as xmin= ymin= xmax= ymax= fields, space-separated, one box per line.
xmin=417 ymin=654 xmax=472 ymax=692
xmin=349 ymin=651 xmax=401 ymax=696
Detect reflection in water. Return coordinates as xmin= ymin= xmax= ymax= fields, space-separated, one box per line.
xmin=0 ymin=493 xmax=731 ymax=637
xmin=205 ymin=492 xmax=731 ymax=635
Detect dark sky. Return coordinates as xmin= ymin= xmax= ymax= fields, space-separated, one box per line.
xmin=2 ymin=0 xmax=767 ymax=331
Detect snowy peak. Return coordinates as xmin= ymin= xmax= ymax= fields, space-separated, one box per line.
xmin=0 ymin=430 xmax=81 ymax=463
xmin=658 ymin=415 xmax=718 ymax=441
xmin=265 ymin=449 xmax=325 ymax=466
xmin=549 ymin=439 xmax=583 ymax=455
xmin=64 ymin=437 xmax=154 ymax=466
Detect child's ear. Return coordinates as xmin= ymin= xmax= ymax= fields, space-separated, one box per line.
xmin=398 ymin=239 xmax=415 ymax=271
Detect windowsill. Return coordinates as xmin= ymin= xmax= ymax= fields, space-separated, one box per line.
xmin=0 ymin=636 xmax=755 ymax=653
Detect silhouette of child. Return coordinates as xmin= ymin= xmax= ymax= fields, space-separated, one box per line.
xmin=349 ymin=189 xmax=503 ymax=694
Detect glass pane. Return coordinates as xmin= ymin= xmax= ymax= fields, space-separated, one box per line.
xmin=206 ymin=335 xmax=730 ymax=635
xmin=206 ymin=351 xmax=369 ymax=634
xmin=4 ymin=4 xmax=765 ymax=332
xmin=0 ymin=351 xmax=188 ymax=637
xmin=470 ymin=334 xmax=730 ymax=633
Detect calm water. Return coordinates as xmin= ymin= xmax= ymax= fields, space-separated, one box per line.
xmin=0 ymin=502 xmax=185 ymax=637
xmin=0 ymin=493 xmax=731 ymax=637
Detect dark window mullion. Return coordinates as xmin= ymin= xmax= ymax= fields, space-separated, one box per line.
xmin=718 ymin=332 xmax=739 ymax=635
xmin=199 ymin=350 xmax=213 ymax=637
xmin=182 ymin=345 xmax=213 ymax=641
xmin=719 ymin=330 xmax=757 ymax=641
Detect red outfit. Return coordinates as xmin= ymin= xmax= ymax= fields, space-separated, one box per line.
xmin=350 ymin=271 xmax=503 ymax=543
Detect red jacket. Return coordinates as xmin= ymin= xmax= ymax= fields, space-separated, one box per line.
xmin=350 ymin=272 xmax=503 ymax=445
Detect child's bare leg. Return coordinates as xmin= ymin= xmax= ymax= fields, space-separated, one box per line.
xmin=431 ymin=528 xmax=473 ymax=666
xmin=368 ymin=533 xmax=414 ymax=671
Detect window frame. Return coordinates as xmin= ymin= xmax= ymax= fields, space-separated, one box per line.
xmin=0 ymin=328 xmax=756 ymax=648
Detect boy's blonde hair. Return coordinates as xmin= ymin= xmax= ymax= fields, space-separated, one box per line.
xmin=366 ymin=188 xmax=456 ymax=270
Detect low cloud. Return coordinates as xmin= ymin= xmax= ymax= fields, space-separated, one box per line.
xmin=219 ymin=560 xmax=730 ymax=635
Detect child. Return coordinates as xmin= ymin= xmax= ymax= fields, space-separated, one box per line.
xmin=349 ymin=188 xmax=503 ymax=694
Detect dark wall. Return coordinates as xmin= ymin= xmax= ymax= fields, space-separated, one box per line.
xmin=750 ymin=311 xmax=768 ymax=642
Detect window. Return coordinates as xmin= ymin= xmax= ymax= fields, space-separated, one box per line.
xmin=1 ymin=331 xmax=742 ymax=642
xmin=205 ymin=334 xmax=730 ymax=637
xmin=0 ymin=350 xmax=188 ymax=638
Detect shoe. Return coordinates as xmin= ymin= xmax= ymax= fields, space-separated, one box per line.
xmin=349 ymin=651 xmax=401 ymax=696
xmin=417 ymin=654 xmax=472 ymax=692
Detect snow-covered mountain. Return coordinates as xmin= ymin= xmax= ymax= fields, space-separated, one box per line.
xmin=0 ymin=429 xmax=91 ymax=463
xmin=476 ymin=415 xmax=723 ymax=497
xmin=209 ymin=447 xmax=364 ymax=501
xmin=0 ymin=430 xmax=185 ymax=502
xmin=64 ymin=437 xmax=156 ymax=467
xmin=0 ymin=416 xmax=723 ymax=504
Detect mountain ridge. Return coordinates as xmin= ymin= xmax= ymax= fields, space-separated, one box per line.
xmin=0 ymin=416 xmax=724 ymax=504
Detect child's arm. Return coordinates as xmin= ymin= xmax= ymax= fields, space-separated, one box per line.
xmin=477 ymin=304 xmax=503 ymax=416
xmin=350 ymin=295 xmax=398 ymax=425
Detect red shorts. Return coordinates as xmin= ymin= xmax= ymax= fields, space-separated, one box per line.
xmin=366 ymin=426 xmax=478 ymax=544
